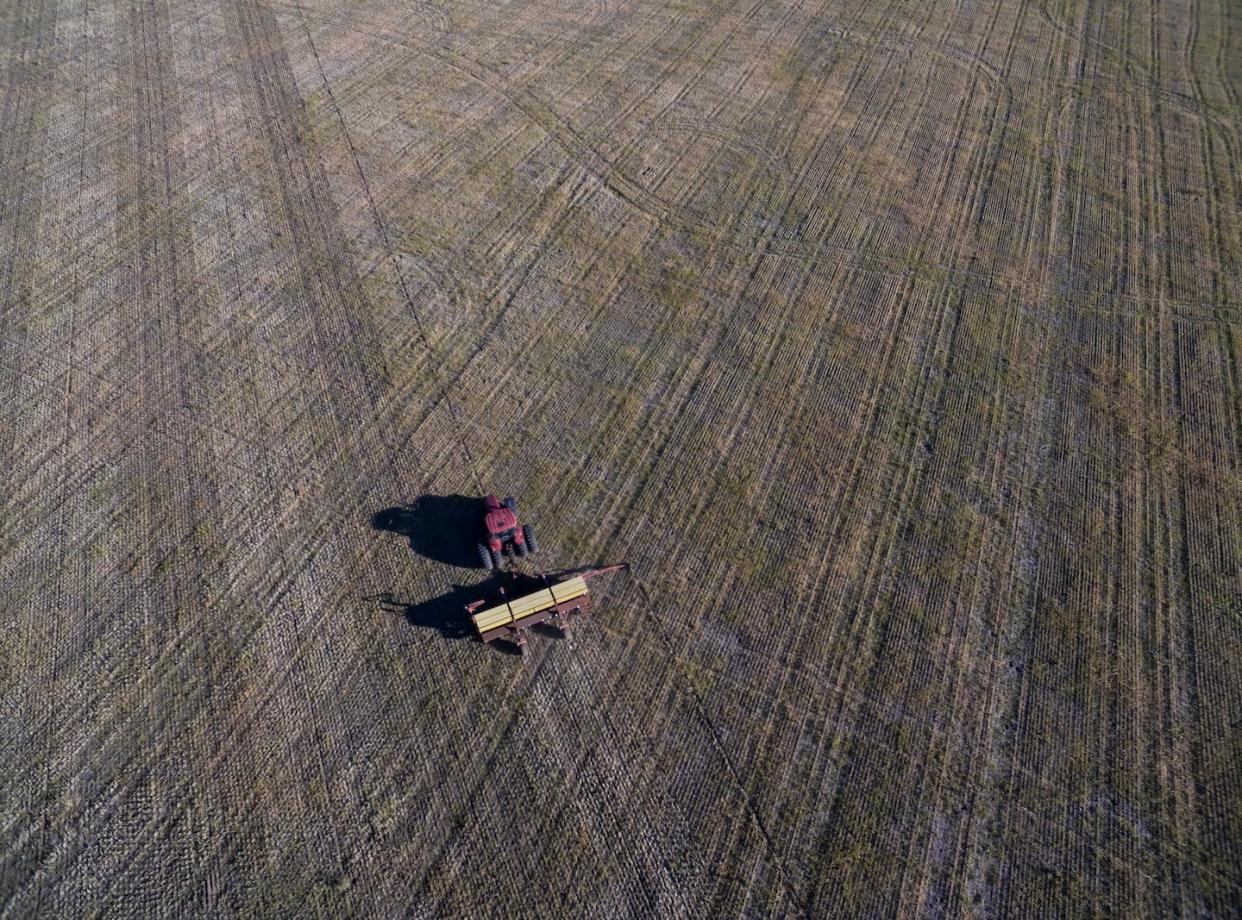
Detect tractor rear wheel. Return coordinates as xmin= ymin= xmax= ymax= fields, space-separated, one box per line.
xmin=522 ymin=524 xmax=539 ymax=555
xmin=478 ymin=543 xmax=493 ymax=569
xmin=503 ymin=496 xmax=516 ymax=511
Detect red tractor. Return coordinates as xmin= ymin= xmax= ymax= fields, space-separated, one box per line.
xmin=477 ymin=495 xmax=539 ymax=570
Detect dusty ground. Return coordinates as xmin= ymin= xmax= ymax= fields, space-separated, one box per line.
xmin=1 ymin=0 xmax=1240 ymax=916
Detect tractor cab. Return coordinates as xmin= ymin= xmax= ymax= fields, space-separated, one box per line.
xmin=483 ymin=495 xmax=519 ymax=539
xmin=478 ymin=494 xmax=539 ymax=569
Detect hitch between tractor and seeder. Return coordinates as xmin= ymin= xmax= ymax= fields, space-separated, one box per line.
xmin=465 ymin=564 xmax=628 ymax=653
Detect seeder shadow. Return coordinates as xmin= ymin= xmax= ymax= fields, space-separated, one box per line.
xmin=370 ymin=494 xmax=483 ymax=568
xmin=531 ymin=622 xmax=566 ymax=640
xmin=367 ymin=571 xmax=549 ymax=654
xmin=368 ymin=588 xmax=475 ymax=641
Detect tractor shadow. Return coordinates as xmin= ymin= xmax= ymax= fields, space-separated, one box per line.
xmin=370 ymin=494 xmax=483 ymax=569
xmin=368 ymin=570 xmax=550 ymax=655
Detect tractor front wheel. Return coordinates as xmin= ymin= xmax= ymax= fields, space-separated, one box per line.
xmin=522 ymin=524 xmax=539 ymax=555
xmin=514 ymin=537 xmax=527 ymax=557
xmin=490 ymin=548 xmax=505 ymax=570
xmin=478 ymin=543 xmax=494 ymax=569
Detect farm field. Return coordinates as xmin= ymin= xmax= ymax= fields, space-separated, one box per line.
xmin=2 ymin=0 xmax=1241 ymax=915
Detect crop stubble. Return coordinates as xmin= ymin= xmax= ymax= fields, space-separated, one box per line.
xmin=1 ymin=0 xmax=1240 ymax=916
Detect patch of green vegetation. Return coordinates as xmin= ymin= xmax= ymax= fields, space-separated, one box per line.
xmin=770 ymin=46 xmax=808 ymax=88
xmin=654 ymin=252 xmax=700 ymax=311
